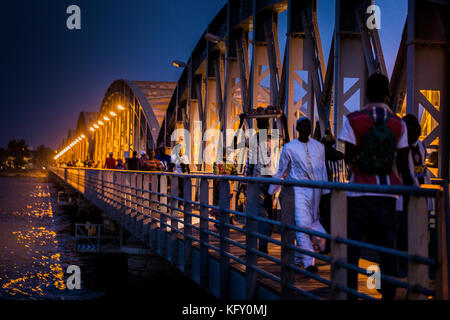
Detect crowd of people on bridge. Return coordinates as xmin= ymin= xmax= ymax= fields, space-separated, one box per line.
xmin=98 ymin=147 xmax=172 ymax=172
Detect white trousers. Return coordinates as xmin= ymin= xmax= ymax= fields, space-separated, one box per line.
xmin=293 ymin=187 xmax=326 ymax=267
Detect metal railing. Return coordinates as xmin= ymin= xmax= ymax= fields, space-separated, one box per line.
xmin=51 ymin=166 xmax=449 ymax=300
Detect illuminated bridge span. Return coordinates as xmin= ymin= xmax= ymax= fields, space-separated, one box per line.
xmin=51 ymin=167 xmax=449 ymax=300
xmin=55 ymin=0 xmax=449 ymax=180
xmin=51 ymin=0 xmax=450 ymax=300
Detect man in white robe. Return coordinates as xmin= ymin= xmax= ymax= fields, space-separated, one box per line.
xmin=268 ymin=117 xmax=328 ymax=272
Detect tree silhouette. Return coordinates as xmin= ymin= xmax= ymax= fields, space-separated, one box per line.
xmin=33 ymin=145 xmax=54 ymax=167
xmin=0 ymin=147 xmax=7 ymax=167
xmin=7 ymin=139 xmax=30 ymax=168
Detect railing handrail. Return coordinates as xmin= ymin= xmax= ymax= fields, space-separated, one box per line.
xmin=52 ymin=167 xmax=441 ymax=197
xmin=50 ymin=166 xmax=449 ymax=300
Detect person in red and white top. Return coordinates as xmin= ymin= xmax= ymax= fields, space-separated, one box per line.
xmin=338 ymin=72 xmax=413 ymax=300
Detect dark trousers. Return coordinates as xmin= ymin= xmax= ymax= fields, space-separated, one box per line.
xmin=347 ymin=196 xmax=397 ymax=300
xmin=246 ymin=183 xmax=273 ymax=250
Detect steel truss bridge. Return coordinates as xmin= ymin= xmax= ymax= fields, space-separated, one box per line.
xmin=55 ymin=0 xmax=449 ymax=181
xmin=51 ymin=0 xmax=450 ymax=300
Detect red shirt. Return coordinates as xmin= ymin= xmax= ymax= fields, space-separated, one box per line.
xmin=105 ymin=157 xmax=116 ymax=169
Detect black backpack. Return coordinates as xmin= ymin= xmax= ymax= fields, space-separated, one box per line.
xmin=357 ymin=109 xmax=397 ymax=175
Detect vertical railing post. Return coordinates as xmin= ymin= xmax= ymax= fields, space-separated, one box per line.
xmin=330 ymin=190 xmax=348 ymax=300
xmin=407 ymin=195 xmax=429 ymax=299
xmin=134 ymin=173 xmax=143 ymax=236
xmin=112 ymin=171 xmax=118 ymax=208
xmin=160 ymin=175 xmax=168 ymax=258
xmin=141 ymin=175 xmax=150 ymax=242
xmin=104 ymin=171 xmax=110 ymax=204
xmin=149 ymin=174 xmax=158 ymax=250
xmin=119 ymin=172 xmax=126 ymax=220
xmin=129 ymin=173 xmax=137 ymax=232
xmin=96 ymin=170 xmax=101 ymax=199
xmin=151 ymin=175 xmax=159 ymax=215
xmin=407 ymin=193 xmax=432 ymax=299
xmin=219 ymin=180 xmax=230 ymax=299
xmin=101 ymin=170 xmax=105 ymax=199
xmin=280 ymin=186 xmax=296 ymax=299
xmin=246 ymin=182 xmax=259 ymax=299
xmin=184 ymin=178 xmax=193 ymax=277
xmin=114 ymin=171 xmax=119 ymax=208
xmin=123 ymin=173 xmax=132 ymax=228
xmin=170 ymin=176 xmax=179 ymax=266
xmin=199 ymin=178 xmax=210 ymax=289
xmin=436 ymin=188 xmax=449 ymax=299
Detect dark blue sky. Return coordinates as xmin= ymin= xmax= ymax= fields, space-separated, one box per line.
xmin=0 ymin=0 xmax=406 ymax=150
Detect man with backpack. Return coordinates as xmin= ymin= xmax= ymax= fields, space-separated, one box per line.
xmin=338 ymin=72 xmax=413 ymax=300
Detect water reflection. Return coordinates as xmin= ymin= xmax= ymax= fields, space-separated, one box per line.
xmin=0 ymin=176 xmax=101 ymax=299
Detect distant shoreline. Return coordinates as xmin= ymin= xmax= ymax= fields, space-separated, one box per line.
xmin=0 ymin=169 xmax=48 ymax=179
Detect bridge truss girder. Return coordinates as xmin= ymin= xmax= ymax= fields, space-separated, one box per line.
xmin=158 ymin=0 xmax=449 ymax=178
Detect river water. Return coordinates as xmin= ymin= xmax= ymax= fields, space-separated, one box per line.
xmin=0 ymin=175 xmax=106 ymax=299
xmin=0 ymin=175 xmax=215 ymax=301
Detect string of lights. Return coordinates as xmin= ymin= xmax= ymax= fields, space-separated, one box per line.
xmin=54 ymin=104 xmax=125 ymax=160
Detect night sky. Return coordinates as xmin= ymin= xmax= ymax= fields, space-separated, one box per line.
xmin=0 ymin=0 xmax=407 ymax=150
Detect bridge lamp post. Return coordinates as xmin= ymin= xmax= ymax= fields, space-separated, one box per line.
xmin=204 ymin=32 xmax=227 ymax=165
xmin=172 ymin=59 xmax=192 ymax=161
xmin=204 ymin=33 xmax=224 ymax=44
xmin=172 ymin=60 xmax=187 ymax=68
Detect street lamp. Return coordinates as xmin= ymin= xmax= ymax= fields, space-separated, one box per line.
xmin=172 ymin=60 xmax=188 ymax=68
xmin=204 ymin=33 xmax=224 ymax=44
xmin=117 ymin=105 xmax=125 ymax=110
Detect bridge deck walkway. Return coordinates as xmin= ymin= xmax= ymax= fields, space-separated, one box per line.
xmin=168 ymin=212 xmax=388 ymax=299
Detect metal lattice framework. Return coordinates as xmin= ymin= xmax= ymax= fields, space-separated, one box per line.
xmin=57 ymin=80 xmax=176 ymax=165
xmin=157 ymin=0 xmax=449 ymax=178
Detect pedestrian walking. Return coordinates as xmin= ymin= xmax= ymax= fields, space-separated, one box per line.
xmin=338 ymin=72 xmax=413 ymax=300
xmin=269 ymin=117 xmax=328 ymax=273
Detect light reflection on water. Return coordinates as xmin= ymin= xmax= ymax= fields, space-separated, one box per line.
xmin=0 ymin=176 xmax=103 ymax=300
